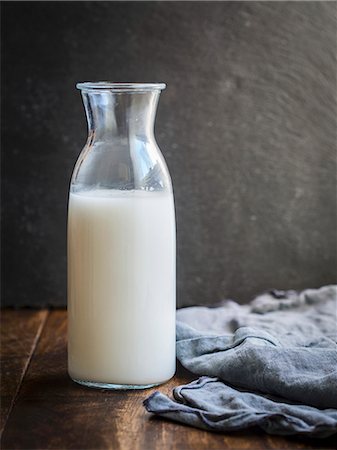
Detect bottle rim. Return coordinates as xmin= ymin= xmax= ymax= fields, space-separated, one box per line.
xmin=76 ymin=82 xmax=166 ymax=92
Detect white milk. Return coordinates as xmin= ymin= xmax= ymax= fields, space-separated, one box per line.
xmin=68 ymin=189 xmax=176 ymax=386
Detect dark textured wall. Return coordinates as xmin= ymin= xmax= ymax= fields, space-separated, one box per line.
xmin=2 ymin=1 xmax=336 ymax=307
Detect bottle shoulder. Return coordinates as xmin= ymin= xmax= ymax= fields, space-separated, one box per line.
xmin=70 ymin=138 xmax=172 ymax=193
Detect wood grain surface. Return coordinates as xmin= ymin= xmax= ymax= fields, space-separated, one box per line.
xmin=1 ymin=310 xmax=336 ymax=449
xmin=0 ymin=309 xmax=48 ymax=434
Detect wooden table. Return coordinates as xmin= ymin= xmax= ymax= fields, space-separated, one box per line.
xmin=1 ymin=309 xmax=335 ymax=450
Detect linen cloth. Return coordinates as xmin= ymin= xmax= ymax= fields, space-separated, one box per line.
xmin=144 ymin=286 xmax=337 ymax=437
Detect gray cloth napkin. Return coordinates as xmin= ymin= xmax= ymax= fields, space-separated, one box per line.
xmin=144 ymin=286 xmax=337 ymax=437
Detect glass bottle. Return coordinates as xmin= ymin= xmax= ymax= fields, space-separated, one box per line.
xmin=67 ymin=82 xmax=176 ymax=389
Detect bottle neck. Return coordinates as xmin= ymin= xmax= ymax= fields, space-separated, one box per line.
xmin=81 ymin=90 xmax=160 ymax=143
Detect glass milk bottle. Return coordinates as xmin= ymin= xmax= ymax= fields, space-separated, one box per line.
xmin=67 ymin=82 xmax=176 ymax=389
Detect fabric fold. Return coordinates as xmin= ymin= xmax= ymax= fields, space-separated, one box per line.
xmin=144 ymin=377 xmax=337 ymax=437
xmin=144 ymin=285 xmax=337 ymax=437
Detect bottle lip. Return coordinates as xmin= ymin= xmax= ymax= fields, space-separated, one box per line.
xmin=76 ymin=82 xmax=166 ymax=92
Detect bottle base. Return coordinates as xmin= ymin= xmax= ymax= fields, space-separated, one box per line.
xmin=71 ymin=377 xmax=163 ymax=390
